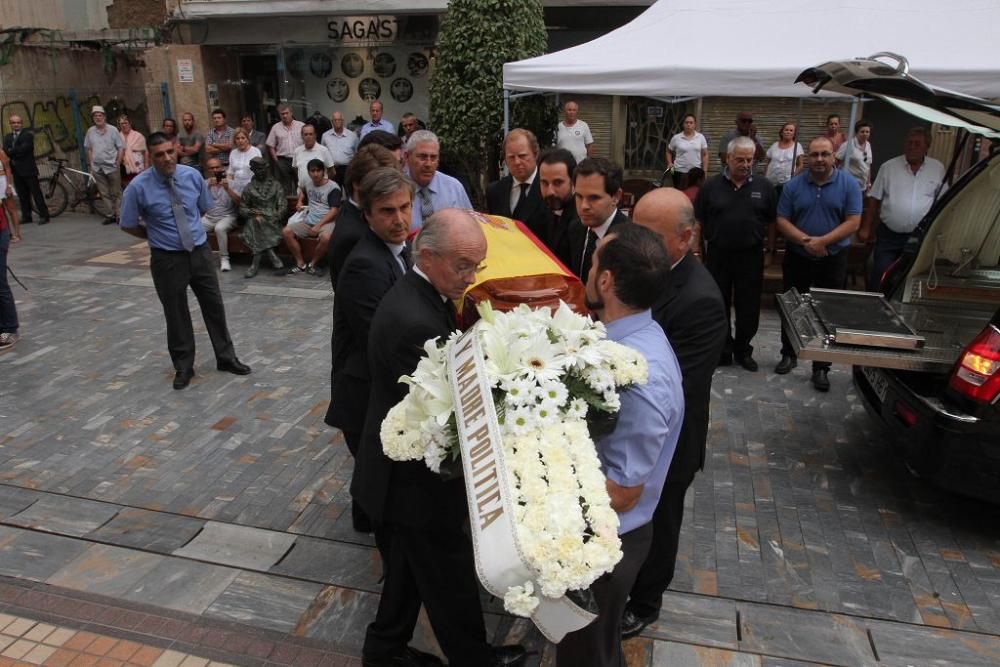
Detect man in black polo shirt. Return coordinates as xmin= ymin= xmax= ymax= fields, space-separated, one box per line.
xmin=694 ymin=136 xmax=776 ymax=371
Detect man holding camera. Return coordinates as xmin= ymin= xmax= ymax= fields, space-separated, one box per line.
xmin=201 ymin=157 xmax=241 ymax=272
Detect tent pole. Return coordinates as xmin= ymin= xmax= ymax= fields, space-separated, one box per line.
xmin=503 ymin=89 xmax=510 ymax=137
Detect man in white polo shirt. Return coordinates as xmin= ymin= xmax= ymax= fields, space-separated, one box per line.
xmin=292 ymin=124 xmax=335 ymax=190
xmin=859 ymin=127 xmax=946 ymax=290
xmin=321 ymin=111 xmax=358 ymax=187
xmin=556 ymin=100 xmax=594 ymax=163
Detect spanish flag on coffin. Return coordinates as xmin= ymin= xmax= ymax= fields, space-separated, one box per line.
xmin=460 ymin=212 xmax=586 ymax=326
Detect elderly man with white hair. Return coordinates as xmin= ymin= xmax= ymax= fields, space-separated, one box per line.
xmin=404 ymin=130 xmax=472 ymax=232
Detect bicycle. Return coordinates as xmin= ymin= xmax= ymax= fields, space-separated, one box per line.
xmin=33 ymin=157 xmax=100 ymax=218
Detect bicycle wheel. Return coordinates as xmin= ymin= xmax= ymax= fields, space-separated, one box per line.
xmin=36 ymin=178 xmax=69 ymax=218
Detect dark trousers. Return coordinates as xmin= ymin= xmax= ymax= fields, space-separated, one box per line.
xmin=0 ymin=228 xmax=17 ymax=334
xmin=12 ymin=171 xmax=47 ymax=222
xmin=557 ymin=523 xmax=653 ymax=667
xmin=780 ymin=250 xmax=848 ymax=370
xmin=364 ymin=520 xmax=492 ymax=666
xmin=870 ymin=224 xmax=910 ymax=292
xmin=274 ymin=156 xmax=297 ymax=196
xmin=149 ymin=244 xmax=236 ymax=373
xmin=333 ymin=164 xmax=348 ymax=188
xmin=705 ymin=243 xmax=764 ymax=358
xmin=341 ymin=429 xmax=371 ymax=532
xmin=627 ymin=458 xmax=697 ymax=619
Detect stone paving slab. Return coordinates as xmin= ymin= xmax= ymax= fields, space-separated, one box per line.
xmin=736 ymin=603 xmax=875 ymax=666
xmin=46 ymin=543 xmax=164 ymax=598
xmin=171 ymin=521 xmax=296 ymax=571
xmin=4 ymin=495 xmax=120 ymax=537
xmin=87 ymin=507 xmax=206 ymax=554
xmin=866 ymin=618 xmax=1000 ymax=666
xmin=652 ymin=640 xmax=760 ymax=666
xmin=644 ymin=591 xmax=737 ymax=649
xmin=0 ymin=527 xmax=90 ymax=582
xmin=0 ymin=488 xmax=40 ymax=523
xmin=118 ymin=559 xmax=241 ymax=616
xmin=269 ymin=536 xmax=381 ymax=592
xmin=203 ymin=571 xmax=324 ymax=634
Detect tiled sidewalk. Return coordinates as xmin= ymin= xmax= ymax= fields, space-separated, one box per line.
xmin=0 ymin=611 xmax=230 ymax=667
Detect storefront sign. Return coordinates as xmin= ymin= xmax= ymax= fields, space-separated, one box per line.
xmin=327 ymin=16 xmax=399 ymax=44
xmin=647 ymin=106 xmax=663 ymax=118
xmin=177 ymin=59 xmax=194 ymax=83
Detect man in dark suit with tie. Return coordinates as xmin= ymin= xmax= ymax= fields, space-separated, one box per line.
xmin=3 ymin=115 xmax=49 ymax=225
xmin=353 ymin=209 xmax=526 ymax=667
xmin=566 ymin=156 xmax=629 ymax=280
xmin=326 ymin=144 xmax=399 ymax=291
xmin=485 ymin=128 xmax=549 ymax=241
xmin=326 ymin=167 xmax=414 ymax=534
xmin=622 ymin=187 xmax=728 ymax=638
xmin=537 ymin=148 xmax=577 ymax=268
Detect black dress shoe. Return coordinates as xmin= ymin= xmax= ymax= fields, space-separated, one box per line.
xmin=101 ymin=216 xmax=117 ymax=225
xmin=718 ymin=352 xmax=733 ymax=367
xmin=361 ymin=647 xmax=442 ymax=667
xmin=173 ymin=369 xmax=194 ymax=390
xmin=735 ymin=355 xmax=759 ymax=372
xmin=217 ymin=359 xmax=252 ymax=375
xmin=812 ymin=368 xmax=830 ymax=392
xmin=402 ymin=647 xmax=443 ymax=665
xmin=38 ymin=218 xmax=50 ymax=226
xmin=491 ymin=645 xmax=527 ymax=667
xmin=621 ymin=607 xmax=656 ymax=639
xmin=774 ymin=354 xmax=797 ymax=374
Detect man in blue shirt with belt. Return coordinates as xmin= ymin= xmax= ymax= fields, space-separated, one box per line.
xmin=558 ymin=223 xmax=684 ymax=667
xmin=120 ymin=132 xmax=251 ymax=390
xmin=775 ymin=136 xmax=862 ymax=391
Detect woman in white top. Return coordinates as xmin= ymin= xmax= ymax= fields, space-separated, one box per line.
xmin=0 ymin=147 xmax=20 ymax=243
xmin=666 ymin=114 xmax=708 ymax=188
xmin=764 ymin=122 xmax=804 ymax=189
xmin=227 ymin=128 xmax=262 ymax=194
xmin=836 ymin=119 xmax=873 ymax=193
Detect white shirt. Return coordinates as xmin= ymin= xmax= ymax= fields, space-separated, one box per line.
xmin=765 ymin=142 xmax=804 ymax=185
xmin=292 ymin=144 xmax=335 ymax=188
xmin=580 ymin=209 xmax=619 ymax=271
xmin=226 ymin=146 xmax=262 ymax=194
xmin=869 ymin=155 xmax=947 ymax=233
xmin=836 ymin=138 xmax=873 ymax=191
xmin=509 ymin=168 xmax=537 ymax=213
xmin=557 ymin=120 xmax=594 ymax=163
xmin=265 ymin=120 xmax=305 ymax=158
xmin=668 ymin=132 xmax=708 ymax=173
xmin=321 ymin=128 xmax=359 ymax=166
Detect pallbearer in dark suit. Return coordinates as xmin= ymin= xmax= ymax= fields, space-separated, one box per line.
xmin=566 ymin=157 xmax=629 ymax=280
xmin=2 ymin=115 xmax=48 ymax=225
xmin=536 ymin=148 xmax=577 ymax=268
xmin=622 ymin=188 xmax=728 ymax=638
xmin=325 ymin=167 xmax=414 ymax=534
xmin=353 ymin=209 xmax=526 ymax=667
xmin=485 ymin=128 xmax=549 ymax=241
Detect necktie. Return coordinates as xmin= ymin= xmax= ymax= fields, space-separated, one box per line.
xmin=418 ymin=187 xmax=434 ymax=221
xmin=513 ymin=182 xmax=528 ymax=215
xmin=168 ymin=177 xmax=195 ymax=251
xmin=399 ymin=245 xmax=412 ymax=270
xmin=579 ymin=229 xmax=599 ymax=279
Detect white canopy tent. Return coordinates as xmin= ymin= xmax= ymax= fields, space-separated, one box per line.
xmin=503 ymin=0 xmax=1000 ymax=100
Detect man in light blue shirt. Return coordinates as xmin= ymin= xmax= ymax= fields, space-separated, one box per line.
xmin=558 ymin=223 xmax=683 ymax=667
xmin=120 ymin=132 xmax=251 ymax=390
xmin=405 ymin=130 xmax=472 ymax=232
xmin=358 ymin=100 xmax=395 ymax=138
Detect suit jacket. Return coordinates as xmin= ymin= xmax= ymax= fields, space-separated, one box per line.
xmin=326 ymin=200 xmax=365 ymax=291
xmin=651 ymin=253 xmax=727 ymax=477
xmin=352 ymin=270 xmax=463 ymax=527
xmin=485 ymin=174 xmax=549 ymax=241
xmin=545 ymin=200 xmax=577 ymax=270
xmin=3 ymin=130 xmax=38 ymax=177
xmin=324 ymin=228 xmax=406 ymax=433
xmin=565 ymin=208 xmax=629 ymax=278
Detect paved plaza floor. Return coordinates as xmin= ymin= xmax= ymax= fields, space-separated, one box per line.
xmin=1 ymin=214 xmax=998 ymax=666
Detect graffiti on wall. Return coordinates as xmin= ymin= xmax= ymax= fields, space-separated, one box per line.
xmin=1 ymin=95 xmax=148 ymax=159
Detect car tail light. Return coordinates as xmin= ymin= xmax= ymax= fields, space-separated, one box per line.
xmin=948 ymin=324 xmax=1000 ymax=403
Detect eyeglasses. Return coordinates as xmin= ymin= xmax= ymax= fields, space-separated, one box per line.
xmin=451 ymin=261 xmax=487 ymax=278
xmin=412 ymin=153 xmax=439 ymax=163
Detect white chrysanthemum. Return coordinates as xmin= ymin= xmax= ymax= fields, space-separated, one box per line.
xmin=504 ymin=582 xmax=540 ymax=617
xmin=380 ymin=400 xmax=427 ymax=461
